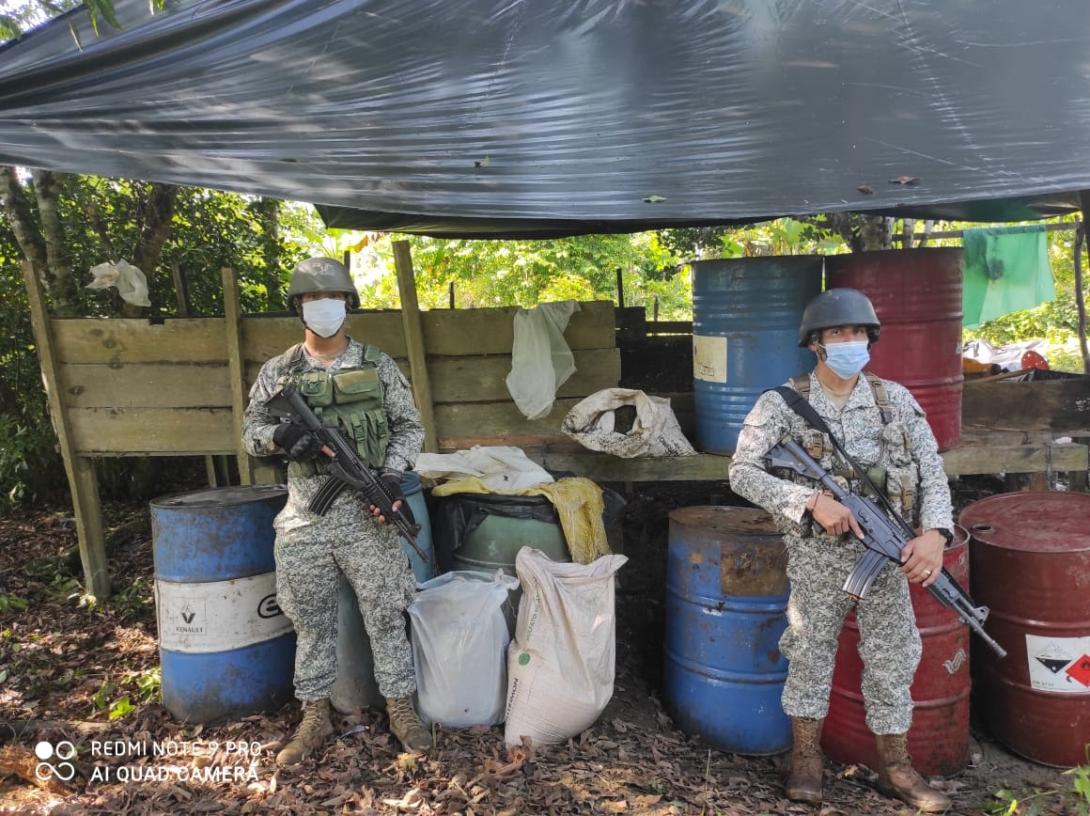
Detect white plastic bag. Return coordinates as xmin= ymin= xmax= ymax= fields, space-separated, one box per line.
xmin=561 ymin=387 xmax=697 ymax=458
xmin=409 ymin=570 xmax=519 ymax=728
xmin=414 ymin=445 xmax=554 ymax=491
xmin=506 ymin=301 xmax=579 ymax=420
xmin=504 ymin=548 xmax=628 ymax=747
xmin=85 ymin=259 xmax=151 ymax=307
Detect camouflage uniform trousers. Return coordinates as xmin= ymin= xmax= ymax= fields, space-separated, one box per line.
xmin=781 ymin=534 xmax=922 ymax=735
xmin=274 ymin=510 xmax=417 ymax=702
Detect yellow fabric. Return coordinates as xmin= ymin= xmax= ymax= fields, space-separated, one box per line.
xmin=431 ymin=476 xmax=610 ymax=564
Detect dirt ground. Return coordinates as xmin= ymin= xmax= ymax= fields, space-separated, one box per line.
xmin=0 ymin=478 xmax=1081 ymax=815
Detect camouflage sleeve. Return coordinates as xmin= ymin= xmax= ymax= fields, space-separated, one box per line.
xmin=891 ymin=384 xmax=954 ymax=533
xmin=728 ymin=391 xmax=817 ymax=524
xmin=378 ymin=353 xmax=425 ymax=473
xmin=241 ymin=358 xmax=283 ymax=457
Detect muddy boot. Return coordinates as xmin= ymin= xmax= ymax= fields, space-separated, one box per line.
xmin=875 ymin=733 xmax=951 ymax=813
xmin=785 ymin=717 xmax=824 ymax=804
xmin=386 ymin=696 xmax=432 ymax=752
xmin=276 ymin=698 xmax=334 ymax=767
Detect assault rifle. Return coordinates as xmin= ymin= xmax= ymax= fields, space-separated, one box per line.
xmin=766 ymin=438 xmax=1007 ymax=658
xmin=265 ymin=386 xmax=426 ymax=562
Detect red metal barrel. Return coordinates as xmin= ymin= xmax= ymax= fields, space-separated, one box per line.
xmin=826 ymin=248 xmax=963 ymax=451
xmin=823 ymin=526 xmax=971 ymax=777
xmin=961 ymin=492 xmax=1090 ymax=768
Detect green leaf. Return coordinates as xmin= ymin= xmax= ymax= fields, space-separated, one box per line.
xmin=108 ymin=695 xmax=135 ymax=720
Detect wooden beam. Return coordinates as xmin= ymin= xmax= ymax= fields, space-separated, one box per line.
xmin=222 ymin=267 xmax=255 ymax=484
xmin=20 ymin=262 xmax=110 ymax=598
xmin=962 ymin=378 xmax=1090 ymax=434
xmin=52 ymin=317 xmax=228 ymax=364
xmin=891 ymin=221 xmax=1078 ymax=242
xmin=392 ymin=240 xmax=438 ymax=453
xmin=68 ymin=407 xmax=234 ymax=454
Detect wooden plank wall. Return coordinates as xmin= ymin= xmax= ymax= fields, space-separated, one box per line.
xmin=52 ymin=302 xmax=619 ymax=456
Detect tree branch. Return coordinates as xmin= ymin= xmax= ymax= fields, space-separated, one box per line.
xmin=126 ymin=182 xmax=178 ymax=316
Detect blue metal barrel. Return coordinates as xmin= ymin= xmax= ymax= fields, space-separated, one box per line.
xmin=691 ymin=256 xmax=822 ymax=454
xmin=151 ymin=484 xmax=294 ymax=723
xmin=332 ymin=471 xmax=435 ymax=711
xmin=664 ymin=506 xmax=791 ymax=754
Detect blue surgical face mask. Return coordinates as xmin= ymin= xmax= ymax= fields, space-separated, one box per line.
xmin=822 ymin=340 xmax=870 ymax=379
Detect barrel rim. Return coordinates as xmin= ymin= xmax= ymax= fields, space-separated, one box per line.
xmin=150 ymin=483 xmax=288 ymax=510
xmin=668 ymin=505 xmax=780 ymax=536
xmin=825 ymin=247 xmax=964 ymax=263
xmin=960 ymin=492 xmax=1090 ymax=553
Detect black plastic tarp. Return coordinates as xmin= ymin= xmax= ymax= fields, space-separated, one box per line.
xmin=1 ymin=0 xmax=1088 ymax=237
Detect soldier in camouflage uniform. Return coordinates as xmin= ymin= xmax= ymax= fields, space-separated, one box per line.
xmin=242 ymin=257 xmax=432 ymax=765
xmin=729 ymin=289 xmax=953 ymax=812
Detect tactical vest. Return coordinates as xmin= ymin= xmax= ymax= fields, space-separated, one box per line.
xmin=783 ymin=372 xmax=920 ymax=523
xmin=280 ymin=343 xmax=390 ymax=478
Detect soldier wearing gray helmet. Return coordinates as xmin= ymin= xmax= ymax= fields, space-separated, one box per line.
xmin=241 ymin=257 xmax=431 ymax=765
xmin=729 ymin=288 xmax=954 ymax=812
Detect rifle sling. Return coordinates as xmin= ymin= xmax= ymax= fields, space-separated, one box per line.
xmin=769 ymin=385 xmax=915 ymax=538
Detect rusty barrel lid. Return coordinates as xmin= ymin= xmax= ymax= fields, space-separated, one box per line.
xmin=668 ymin=505 xmax=780 ymax=537
xmin=959 ymin=492 xmax=1090 ymax=553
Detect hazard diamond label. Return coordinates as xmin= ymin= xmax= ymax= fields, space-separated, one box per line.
xmin=1026 ymin=635 xmax=1090 ymax=694
xmin=1066 ymin=654 xmax=1090 ymax=688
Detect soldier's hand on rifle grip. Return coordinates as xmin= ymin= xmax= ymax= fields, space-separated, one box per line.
xmin=368 ymin=470 xmax=406 ymax=524
xmin=272 ymin=423 xmax=323 ymax=461
xmin=900 ymin=530 xmax=945 ymax=587
xmin=810 ymin=493 xmax=865 ymax=539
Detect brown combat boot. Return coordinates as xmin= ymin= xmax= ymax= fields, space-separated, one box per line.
xmin=276 ymin=698 xmax=334 ymax=767
xmin=875 ymin=733 xmax=951 ymax=813
xmin=785 ymin=717 xmax=824 ymax=804
xmin=386 ymin=696 xmax=432 ymax=752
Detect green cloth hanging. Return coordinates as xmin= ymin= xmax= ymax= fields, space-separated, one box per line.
xmin=963 ymin=226 xmax=1054 ymax=327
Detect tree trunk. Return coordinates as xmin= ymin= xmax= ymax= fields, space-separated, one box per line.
xmin=31 ymin=170 xmax=79 ymax=315
xmin=0 ymin=165 xmax=49 ymax=292
xmin=858 ymin=215 xmax=892 ymax=251
xmin=124 ymin=182 xmax=178 ymax=317
xmin=255 ymin=197 xmax=282 ymax=309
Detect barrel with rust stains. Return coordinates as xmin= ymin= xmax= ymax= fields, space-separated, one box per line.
xmin=151 ymin=485 xmax=295 ymax=723
xmin=664 ymin=506 xmax=790 ymax=754
xmin=961 ymin=492 xmax=1090 ymax=768
xmin=822 ymin=526 xmax=971 ymax=776
xmin=692 ymin=256 xmax=822 ymax=454
xmin=826 ymin=248 xmax=963 ymax=451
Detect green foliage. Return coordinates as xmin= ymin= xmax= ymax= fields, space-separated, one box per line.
xmin=130 ymin=667 xmax=161 ymax=703
xmin=107 ymin=694 xmax=135 ymax=719
xmin=983 ymin=787 xmax=1057 ymax=816
xmin=0 ymin=594 xmax=29 ymax=613
xmin=1063 ymin=749 xmax=1090 ymax=816
xmin=352 ymin=230 xmax=693 ymax=319
xmin=0 ymin=174 xmax=308 ymax=513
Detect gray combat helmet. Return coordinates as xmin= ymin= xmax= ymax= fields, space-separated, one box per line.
xmin=798 ymin=288 xmax=881 ymax=346
xmin=285 ymin=257 xmax=360 ymax=313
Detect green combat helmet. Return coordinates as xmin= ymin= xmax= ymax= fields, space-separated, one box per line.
xmin=285 ymin=257 xmax=360 ymax=313
xmin=798 ymin=288 xmax=881 ymax=346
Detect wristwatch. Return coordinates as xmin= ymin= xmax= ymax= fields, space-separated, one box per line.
xmin=933 ymin=528 xmax=954 ymax=548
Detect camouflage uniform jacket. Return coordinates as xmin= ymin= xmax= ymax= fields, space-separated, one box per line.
xmin=241 ymin=338 xmax=425 ymax=533
xmin=728 ymin=370 xmax=953 ymax=543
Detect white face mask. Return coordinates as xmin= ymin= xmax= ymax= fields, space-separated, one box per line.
xmin=301 ymin=298 xmax=347 ymax=338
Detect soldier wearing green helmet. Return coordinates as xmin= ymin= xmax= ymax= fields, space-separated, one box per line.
xmin=730 ymin=288 xmax=954 ymax=812
xmin=242 ymin=257 xmax=431 ymax=765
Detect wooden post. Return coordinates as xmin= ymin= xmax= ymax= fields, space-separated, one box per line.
xmin=20 ymin=262 xmax=110 ymax=597
xmin=222 ymin=267 xmax=256 ymax=484
xmin=392 ymin=240 xmax=439 ymax=453
xmin=615 ymin=268 xmax=625 ymax=308
xmin=449 ymin=281 xmax=455 ymax=309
